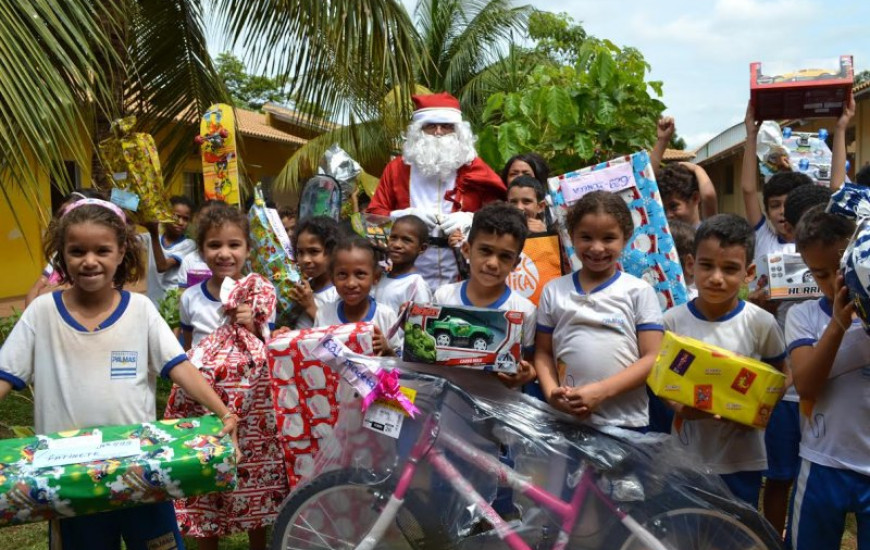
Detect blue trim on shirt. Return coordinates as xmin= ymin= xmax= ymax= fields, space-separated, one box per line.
xmin=160 ymin=353 xmax=188 ymax=379
xmin=388 ymin=271 xmax=417 ymax=280
xmin=179 ymin=322 xmax=194 ymax=331
xmin=200 ymin=281 xmax=220 ymax=303
xmin=753 ymin=216 xmax=766 ymax=231
xmin=572 ymin=270 xmax=621 ymax=295
xmin=160 ymin=234 xmax=189 ymax=250
xmin=0 ymin=371 xmax=26 ymax=390
xmin=687 ymin=298 xmax=745 ymax=322
xmin=636 ymin=323 xmax=665 ymax=332
xmin=536 ymin=323 xmax=554 ymax=334
xmin=315 ymin=284 xmax=335 ymax=295
xmin=459 ymin=281 xmax=512 ymax=309
xmin=522 ymin=346 xmax=536 ymax=356
xmin=819 ymin=297 xmax=833 ymax=317
xmin=762 ymin=351 xmax=787 ymax=364
xmin=268 ymin=322 xmax=276 ymax=330
xmin=787 ymin=338 xmax=817 ymax=354
xmin=338 ymin=297 xmax=376 ymax=323
xmin=168 ymin=254 xmax=183 ymax=264
xmin=53 ymin=290 xmax=130 ymax=332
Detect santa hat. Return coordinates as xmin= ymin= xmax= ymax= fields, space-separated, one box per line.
xmin=411 ymin=92 xmax=463 ymax=125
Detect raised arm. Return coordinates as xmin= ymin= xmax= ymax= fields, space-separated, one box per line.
xmin=741 ymin=100 xmax=763 ymax=228
xmin=144 ymin=222 xmax=179 ymax=273
xmin=651 ymin=117 xmax=675 ymax=170
xmin=681 ymin=162 xmax=718 ymax=219
xmin=831 ymin=94 xmax=856 ymax=191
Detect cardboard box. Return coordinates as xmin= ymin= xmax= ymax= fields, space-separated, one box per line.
xmin=756 ymin=253 xmax=823 ymax=301
xmin=0 ymin=416 xmax=236 ymax=527
xmin=648 ymin=332 xmax=786 ymax=428
xmin=750 ymin=56 xmax=854 ymax=120
xmin=402 ymin=303 xmax=522 ymax=373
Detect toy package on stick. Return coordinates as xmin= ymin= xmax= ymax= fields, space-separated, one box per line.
xmin=0 ymin=416 xmax=235 ymax=528
xmin=750 ymin=55 xmax=854 ymax=120
xmin=98 ymin=116 xmax=173 ymax=222
xmin=196 ymin=103 xmax=239 ymax=205
xmin=757 ymin=122 xmax=834 ymax=185
xmin=547 ymin=151 xmax=688 ymax=310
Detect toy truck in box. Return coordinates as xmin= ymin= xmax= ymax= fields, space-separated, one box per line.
xmin=402 ymin=303 xmax=522 ymax=373
xmin=756 ymin=252 xmax=823 ymax=300
xmin=750 ymin=55 xmax=853 ymax=120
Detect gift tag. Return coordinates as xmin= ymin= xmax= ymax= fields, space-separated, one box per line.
xmin=362 ymin=387 xmax=417 ymax=439
xmin=110 ymin=187 xmax=140 ymax=212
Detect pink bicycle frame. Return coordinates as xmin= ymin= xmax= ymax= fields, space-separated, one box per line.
xmin=357 ymin=416 xmax=667 ymax=550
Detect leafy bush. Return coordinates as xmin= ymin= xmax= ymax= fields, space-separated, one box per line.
xmin=158 ymin=288 xmax=182 ymax=330
xmin=0 ymin=309 xmax=23 ymax=347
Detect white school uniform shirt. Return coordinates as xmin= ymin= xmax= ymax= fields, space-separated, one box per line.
xmin=177 ymin=250 xmax=212 ymax=289
xmin=294 ymin=284 xmax=340 ymax=330
xmin=785 ymin=297 xmax=870 ymax=476
xmin=433 ymin=281 xmax=537 ymax=354
xmin=664 ymin=299 xmax=786 ymax=474
xmin=537 ymin=271 xmax=663 ymax=427
xmin=0 ymin=291 xmax=187 ymax=434
xmin=374 ymin=272 xmax=433 ymax=311
xmin=314 ymin=297 xmax=401 ymax=350
xmin=179 ymin=280 xmax=277 ymax=348
xmin=139 ymin=232 xmax=197 ymax=305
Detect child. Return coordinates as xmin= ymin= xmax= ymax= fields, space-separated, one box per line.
xmin=175 ymin=203 xmax=283 ymax=550
xmin=507 ymin=175 xmax=550 ymax=233
xmin=279 ymin=206 xmax=297 ymax=241
xmin=374 ymin=214 xmax=433 ymax=312
xmin=288 ymin=216 xmax=341 ymax=329
xmin=535 ymin=191 xmax=663 ymax=428
xmin=500 ymin=152 xmax=550 ymax=187
xmin=142 ymin=195 xmax=196 ymax=306
xmin=785 ymin=206 xmax=870 ymax=549
xmin=433 ymin=202 xmax=538 ymax=389
xmin=668 ymin=219 xmax=698 ymax=299
xmin=664 ymin=214 xmax=785 ymax=507
xmin=315 ymin=237 xmax=398 ymax=355
xmin=0 ymin=198 xmax=237 ymax=549
xmin=178 ymin=200 xmax=224 ymax=290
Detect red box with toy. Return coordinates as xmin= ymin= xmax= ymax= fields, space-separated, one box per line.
xmin=402 ymin=303 xmax=522 ymax=373
xmin=750 ymin=56 xmax=853 ymax=120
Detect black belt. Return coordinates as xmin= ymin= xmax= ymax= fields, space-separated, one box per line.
xmin=428 ymin=236 xmax=450 ymax=247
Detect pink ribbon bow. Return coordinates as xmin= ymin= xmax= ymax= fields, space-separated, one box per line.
xmin=362 ymin=369 xmax=420 ymax=418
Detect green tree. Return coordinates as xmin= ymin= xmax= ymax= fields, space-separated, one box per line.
xmin=855 ymin=70 xmax=870 ymax=86
xmin=0 ymin=0 xmax=419 ymax=218
xmin=216 ymin=52 xmax=290 ymax=111
xmin=477 ymin=13 xmax=666 ymax=174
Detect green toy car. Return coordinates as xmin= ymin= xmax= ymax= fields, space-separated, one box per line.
xmin=426 ymin=316 xmax=494 ymax=350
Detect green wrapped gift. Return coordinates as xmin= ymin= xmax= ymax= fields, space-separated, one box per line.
xmin=0 ymin=416 xmax=236 ymax=528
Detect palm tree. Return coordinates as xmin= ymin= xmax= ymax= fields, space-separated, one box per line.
xmin=274 ymin=0 xmax=532 ymax=191
xmin=0 ymin=0 xmax=419 ymax=218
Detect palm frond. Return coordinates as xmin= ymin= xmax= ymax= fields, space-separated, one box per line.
xmin=0 ymin=0 xmax=124 ymax=212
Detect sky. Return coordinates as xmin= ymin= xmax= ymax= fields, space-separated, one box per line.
xmin=401 ymin=0 xmax=869 ymax=150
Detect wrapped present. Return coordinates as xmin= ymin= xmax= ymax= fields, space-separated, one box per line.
xmin=827 ymin=183 xmax=870 ymax=333
xmin=247 ymin=184 xmax=301 ymax=321
xmin=756 ymin=253 xmax=823 ymax=301
xmin=350 ymin=212 xmax=393 ymax=249
xmin=402 ymin=303 xmax=522 ymax=373
xmin=267 ymin=323 xmax=375 ymax=488
xmin=98 ymin=116 xmax=173 ymax=223
xmin=547 ymin=151 xmax=688 ymax=311
xmin=751 ymin=56 xmax=854 ymax=120
xmin=0 ymin=416 xmax=235 ymax=527
xmin=506 ymin=232 xmax=566 ymax=306
xmin=648 ymin=332 xmax=786 ymax=428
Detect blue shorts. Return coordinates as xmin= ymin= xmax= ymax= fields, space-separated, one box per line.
xmin=790 ymin=460 xmax=870 ymax=550
xmin=720 ymin=470 xmax=763 ymax=508
xmin=764 ymin=399 xmax=801 ymax=481
xmin=50 ymin=501 xmax=184 ymax=550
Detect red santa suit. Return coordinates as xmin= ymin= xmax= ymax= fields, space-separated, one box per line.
xmin=367 ymin=93 xmax=506 ymax=288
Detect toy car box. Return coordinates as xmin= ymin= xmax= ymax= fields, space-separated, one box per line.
xmin=648 ymin=332 xmax=786 ymax=428
xmin=756 ymin=252 xmax=823 ymax=301
xmin=402 ymin=303 xmax=522 ymax=373
xmin=750 ymin=55 xmax=854 ymax=120
xmin=0 ymin=416 xmax=236 ymax=527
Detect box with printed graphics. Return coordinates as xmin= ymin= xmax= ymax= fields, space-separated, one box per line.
xmin=648 ymin=331 xmax=786 ymax=428
xmin=756 ymin=253 xmax=823 ymax=301
xmin=402 ymin=303 xmax=522 ymax=373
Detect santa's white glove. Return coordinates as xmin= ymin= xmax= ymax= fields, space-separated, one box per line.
xmin=389 ymin=208 xmax=439 ymax=229
xmin=439 ymin=211 xmax=474 ymax=238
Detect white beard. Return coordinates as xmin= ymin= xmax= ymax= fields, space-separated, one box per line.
xmin=402 ymin=122 xmax=477 ymax=181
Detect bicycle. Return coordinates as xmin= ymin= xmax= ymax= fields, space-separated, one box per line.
xmin=270 ymin=364 xmax=781 ymax=550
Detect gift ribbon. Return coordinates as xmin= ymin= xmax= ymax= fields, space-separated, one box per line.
xmin=361 ymin=369 xmax=419 ymax=418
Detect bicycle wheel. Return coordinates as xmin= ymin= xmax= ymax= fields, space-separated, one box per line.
xmin=271 ymin=469 xmax=420 ymax=550
xmin=618 ymin=508 xmax=768 ymax=550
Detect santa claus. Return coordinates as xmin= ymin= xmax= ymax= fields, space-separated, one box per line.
xmin=367 ymin=92 xmax=505 ymax=288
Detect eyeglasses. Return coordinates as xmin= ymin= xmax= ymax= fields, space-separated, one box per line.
xmin=422 ymin=123 xmax=456 ymax=135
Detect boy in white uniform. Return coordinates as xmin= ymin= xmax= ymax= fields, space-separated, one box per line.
xmin=433 ymin=202 xmax=538 ymax=390
xmin=785 ymin=206 xmax=870 ymax=549
xmin=375 ymin=215 xmax=433 ymax=311
xmin=664 ymin=214 xmax=785 ymax=507
xmin=140 ymin=196 xmax=197 ymax=305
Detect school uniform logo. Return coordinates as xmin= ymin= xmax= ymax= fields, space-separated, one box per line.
xmin=110 ymin=351 xmax=138 ymax=379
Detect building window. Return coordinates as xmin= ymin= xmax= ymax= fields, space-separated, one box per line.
xmin=50 ymin=161 xmax=81 ymax=214
xmin=183 ymin=172 xmax=205 ymax=207
xmin=723 ymin=165 xmax=734 ymax=195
